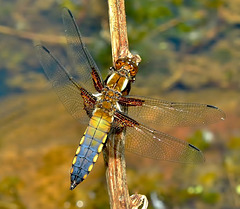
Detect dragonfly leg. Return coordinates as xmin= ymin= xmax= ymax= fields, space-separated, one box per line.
xmin=119 ymin=97 xmax=144 ymax=106
xmin=91 ymin=67 xmax=104 ymax=92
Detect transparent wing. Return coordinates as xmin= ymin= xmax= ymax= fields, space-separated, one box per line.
xmin=124 ymin=96 xmax=225 ymax=128
xmin=112 ymin=111 xmax=204 ymax=163
xmin=62 ymin=8 xmax=103 ymax=94
xmin=35 ymin=45 xmax=93 ymax=123
xmin=124 ymin=124 xmax=204 ymax=164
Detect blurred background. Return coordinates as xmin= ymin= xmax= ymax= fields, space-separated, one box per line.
xmin=0 ymin=0 xmax=239 ymax=208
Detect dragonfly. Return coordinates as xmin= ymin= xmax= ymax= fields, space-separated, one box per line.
xmin=35 ymin=8 xmax=225 ymax=190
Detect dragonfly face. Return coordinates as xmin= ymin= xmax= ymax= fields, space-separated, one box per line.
xmin=35 ymin=8 xmax=225 ymax=190
xmin=115 ymin=58 xmax=139 ymax=80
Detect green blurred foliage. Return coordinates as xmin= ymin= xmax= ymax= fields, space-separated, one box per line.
xmin=188 ymin=130 xmax=209 ymax=150
xmin=227 ymin=136 xmax=240 ymax=149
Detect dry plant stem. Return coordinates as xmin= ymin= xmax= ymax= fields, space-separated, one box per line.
xmin=106 ymin=1 xmax=130 ymax=207
xmin=108 ymin=0 xmax=131 ymax=64
xmin=106 ymin=0 xmax=135 ymax=208
xmin=106 ymin=129 xmax=130 ymax=209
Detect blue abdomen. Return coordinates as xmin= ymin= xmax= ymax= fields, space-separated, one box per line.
xmin=70 ymin=110 xmax=112 ymax=190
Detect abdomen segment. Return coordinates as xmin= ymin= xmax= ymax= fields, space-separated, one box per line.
xmin=70 ymin=110 xmax=112 ymax=190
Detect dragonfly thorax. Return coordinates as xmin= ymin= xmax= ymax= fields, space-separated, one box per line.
xmin=106 ymin=72 xmax=129 ymax=92
xmin=95 ymin=87 xmax=121 ymax=115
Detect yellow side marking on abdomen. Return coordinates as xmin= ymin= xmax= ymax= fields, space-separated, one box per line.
xmin=76 ymin=146 xmax=81 ymax=155
xmin=88 ymin=164 xmax=93 ymax=172
xmin=72 ymin=156 xmax=77 ymax=164
xmin=83 ymin=174 xmax=88 ymax=179
xmin=93 ymin=154 xmax=98 ymax=163
xmin=98 ymin=144 xmax=104 ymax=153
xmin=102 ymin=135 xmax=107 ymax=144
xmin=79 ymin=136 xmax=84 ymax=145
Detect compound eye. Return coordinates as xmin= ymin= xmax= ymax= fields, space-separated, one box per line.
xmin=129 ymin=65 xmax=138 ymax=77
xmin=115 ymin=59 xmax=124 ymax=70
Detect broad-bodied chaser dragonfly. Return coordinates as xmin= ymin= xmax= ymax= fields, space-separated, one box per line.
xmin=35 ymin=8 xmax=225 ymax=190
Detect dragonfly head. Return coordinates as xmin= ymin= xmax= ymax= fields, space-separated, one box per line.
xmin=115 ymin=58 xmax=138 ymax=82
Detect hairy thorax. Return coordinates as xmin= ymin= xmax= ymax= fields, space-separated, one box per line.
xmin=95 ymin=86 xmax=121 ymax=116
xmin=95 ymin=71 xmax=129 ymax=116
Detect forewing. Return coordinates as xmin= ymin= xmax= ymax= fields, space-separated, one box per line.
xmin=62 ymin=8 xmax=103 ymax=93
xmin=124 ymin=96 xmax=225 ymax=128
xmin=35 ymin=45 xmax=93 ymax=123
xmin=125 ymin=124 xmax=204 ymax=164
xmin=112 ymin=111 xmax=204 ymax=163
